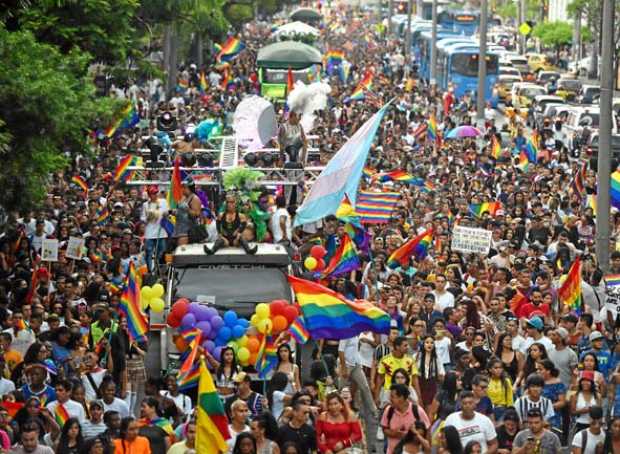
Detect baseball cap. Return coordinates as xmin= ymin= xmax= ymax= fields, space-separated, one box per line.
xmin=589 ymin=330 xmax=604 ymax=342
xmin=555 ymin=327 xmax=569 ymax=340
xmin=147 ymin=186 xmax=159 ymax=195
xmin=580 ymin=370 xmax=595 ymax=382
xmin=527 ymin=316 xmax=544 ymax=331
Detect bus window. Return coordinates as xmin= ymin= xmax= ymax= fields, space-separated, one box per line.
xmin=451 ymin=54 xmax=479 ymax=77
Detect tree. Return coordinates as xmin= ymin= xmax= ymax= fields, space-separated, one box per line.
xmin=532 ymin=21 xmax=573 ymax=48
xmin=0 ymin=26 xmax=115 ymax=211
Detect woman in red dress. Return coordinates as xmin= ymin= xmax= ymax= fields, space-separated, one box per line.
xmin=316 ymin=391 xmax=363 ymax=454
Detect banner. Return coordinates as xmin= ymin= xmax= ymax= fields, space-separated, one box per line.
xmin=65 ymin=237 xmax=84 ymax=260
xmin=450 ymin=226 xmax=492 ymax=255
xmin=41 ymin=239 xmax=59 ymax=262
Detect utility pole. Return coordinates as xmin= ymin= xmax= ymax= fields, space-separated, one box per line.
xmin=476 ymin=0 xmax=488 ymax=125
xmin=596 ymin=0 xmax=615 ymax=272
xmin=519 ymin=0 xmax=526 ymax=54
xmin=388 ymin=0 xmax=394 ymax=34
xmin=406 ymin=0 xmax=412 ymax=58
xmin=430 ymin=0 xmax=438 ymax=85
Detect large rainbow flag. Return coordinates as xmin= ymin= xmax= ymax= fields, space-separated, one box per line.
xmin=119 ymin=262 xmax=148 ymax=343
xmin=215 ymin=36 xmax=245 ymax=63
xmin=469 ymin=201 xmax=501 ymax=218
xmin=288 ymin=275 xmax=391 ymax=339
xmin=355 ymin=190 xmax=400 ymax=224
xmin=427 ymin=114 xmax=438 ymax=142
xmin=376 ymin=170 xmax=415 ymax=184
xmin=196 ymin=357 xmax=230 ymax=453
xmin=524 ymin=132 xmax=540 ymax=163
xmin=386 ymin=229 xmax=433 ymax=269
xmin=113 ymin=155 xmax=142 ymax=183
xmin=321 ymin=234 xmax=360 ymax=278
xmin=103 ymin=103 xmax=140 ymax=138
xmin=611 ymin=170 xmax=620 ymax=210
xmin=347 ymin=71 xmax=373 ymax=102
xmin=558 ymin=257 xmax=582 ymax=312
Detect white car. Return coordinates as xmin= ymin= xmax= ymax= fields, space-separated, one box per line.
xmin=563 ymin=106 xmax=618 ymax=150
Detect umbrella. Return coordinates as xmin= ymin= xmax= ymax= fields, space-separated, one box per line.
xmin=290 ymin=8 xmax=323 ymax=23
xmin=273 ymin=21 xmax=320 ymax=38
xmin=257 ymin=41 xmax=323 ymax=70
xmin=445 ymin=125 xmax=482 ymax=139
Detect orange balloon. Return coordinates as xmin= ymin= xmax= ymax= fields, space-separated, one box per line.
xmin=272 ymin=315 xmax=288 ymax=333
xmin=247 ymin=336 xmax=260 ymax=353
xmin=249 ymin=352 xmax=258 ymax=365
xmin=174 ymin=337 xmax=188 ymax=352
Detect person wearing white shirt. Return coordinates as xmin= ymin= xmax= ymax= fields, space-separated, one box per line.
xmin=160 ymin=375 xmax=193 ymax=417
xmin=445 ymin=391 xmax=497 ymax=452
xmin=270 ymin=196 xmax=292 ymax=244
xmin=46 ymin=380 xmax=86 ymax=423
xmin=101 ymin=379 xmax=130 ymax=418
xmin=432 ymin=275 xmax=455 ymax=312
xmin=80 ymin=352 xmax=108 ymax=402
xmin=141 ymin=187 xmax=169 ymax=272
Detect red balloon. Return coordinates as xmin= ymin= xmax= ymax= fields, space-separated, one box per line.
xmin=283 ymin=305 xmax=299 ymax=323
xmin=315 ymin=258 xmax=326 ymax=271
xmin=310 ymin=245 xmax=327 ymax=259
xmin=270 ymin=300 xmax=287 ymax=317
xmin=167 ymin=312 xmax=181 ymax=328
xmin=171 ymin=298 xmax=190 ymax=318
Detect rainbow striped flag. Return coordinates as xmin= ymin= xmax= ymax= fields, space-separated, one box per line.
xmin=605 ymin=274 xmax=620 ymax=288
xmin=490 ymin=135 xmax=501 ymax=159
xmin=216 ymin=36 xmax=245 ymax=63
xmin=427 ymin=114 xmax=438 ymax=142
xmin=335 ymin=197 xmax=370 ymax=253
xmin=423 ymin=181 xmax=436 ymax=193
xmin=288 ymin=316 xmax=310 ymax=344
xmin=196 ymin=357 xmax=230 ymax=452
xmin=54 ymin=403 xmax=70 ymax=427
xmin=177 ymin=330 xmax=201 ymax=390
xmin=113 ymin=155 xmax=141 ymax=183
xmin=255 ymin=335 xmax=278 ymax=378
xmin=103 ymin=103 xmax=139 ymax=138
xmin=325 ymin=50 xmax=344 ymax=75
xmin=558 ymin=257 xmax=582 ymax=311
xmin=149 ymin=417 xmax=175 ymax=437
xmin=199 ymin=72 xmax=208 ymax=93
xmin=387 ymin=229 xmax=433 ymax=269
xmin=509 ymin=289 xmax=529 ymax=318
xmin=288 ymin=275 xmax=391 ymax=339
xmin=71 ymin=176 xmax=89 ymax=193
xmin=516 ymin=150 xmax=529 ymax=171
xmin=611 ymin=170 xmax=620 ymax=210
xmin=178 ymin=365 xmax=200 ymax=391
xmin=586 ymin=194 xmax=597 ymax=214
xmin=119 ymin=262 xmax=148 ymax=343
xmin=356 ymin=191 xmax=400 ymax=224
xmin=95 ymin=207 xmax=110 ymax=226
xmin=321 ymin=235 xmax=360 ymax=278
xmin=377 ymin=170 xmax=415 ymax=184
xmin=362 ymin=167 xmax=376 ymax=180
xmin=525 ymin=132 xmax=539 ymax=163
xmin=347 ymin=71 xmax=373 ymax=102
xmin=469 ymin=201 xmax=501 ymax=218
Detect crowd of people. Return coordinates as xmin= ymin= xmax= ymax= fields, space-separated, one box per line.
xmin=2 ymin=2 xmax=620 ymax=454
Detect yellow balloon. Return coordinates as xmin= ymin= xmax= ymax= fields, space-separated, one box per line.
xmin=151 ymin=283 xmax=165 ymax=298
xmin=257 ymin=318 xmax=272 ymax=334
xmin=304 ymin=256 xmax=318 ymax=271
xmin=237 ymin=347 xmax=250 ymax=363
xmin=141 ymin=286 xmax=153 ymax=300
xmin=140 ymin=297 xmax=150 ymax=310
xmin=250 ymin=314 xmax=260 ymax=326
xmin=255 ymin=303 xmax=270 ymax=319
xmin=237 ymin=335 xmax=248 ymax=347
xmin=149 ymin=298 xmax=165 ymax=313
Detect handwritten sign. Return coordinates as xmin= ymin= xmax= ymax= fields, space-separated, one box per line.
xmin=450 ymin=226 xmax=492 ymax=255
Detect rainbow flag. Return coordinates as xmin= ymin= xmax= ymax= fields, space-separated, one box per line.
xmin=356 ymin=191 xmax=400 ymax=224
xmin=586 ymin=194 xmax=597 ymax=213
xmin=54 ymin=404 xmax=70 ymax=427
xmin=605 ymin=274 xmax=620 ymax=288
xmin=216 ymin=36 xmax=245 ymax=63
xmin=525 ymin=132 xmax=539 ymax=163
xmin=113 ymin=155 xmax=139 ymax=183
xmin=347 ymin=71 xmax=373 ymax=101
xmin=336 ymin=197 xmax=370 ymax=253
xmin=71 ymin=176 xmax=89 ymax=193
xmin=149 ymin=417 xmax=175 ymax=438
xmin=321 ymin=235 xmax=360 ymax=278
xmin=177 ymin=331 xmax=201 ymax=390
xmin=288 ymin=316 xmax=310 ymax=344
xmin=325 ymin=50 xmax=344 ymax=74
xmin=95 ymin=207 xmax=110 ymax=226
xmin=160 ymin=215 xmax=175 ymax=237
xmin=490 ymin=135 xmax=501 ymax=159
xmin=469 ymin=201 xmax=501 ymax=218
xmin=423 ymin=181 xmax=436 ymax=193
xmin=611 ymin=171 xmax=620 ymax=210
xmin=107 ymin=282 xmax=121 ymax=295
xmin=386 ymin=229 xmax=433 ymax=269
xmin=196 ymin=357 xmax=230 ymax=453
xmin=199 ymin=72 xmax=208 ymax=93
xmin=558 ymin=257 xmax=582 ymax=311
xmin=178 ymin=365 xmax=200 ymax=391
xmin=509 ymin=289 xmax=529 ymax=318
xmin=516 ymin=150 xmax=529 ymax=171
xmin=119 ymin=262 xmax=148 ymax=343
xmin=288 ymin=276 xmax=391 ymax=339
xmin=377 ymin=170 xmax=415 ymax=184
xmin=571 ymin=162 xmax=587 ymax=196
xmin=104 ymin=103 xmax=139 ymax=138
xmin=362 ymin=167 xmax=376 ymax=180
xmin=255 ymin=335 xmax=278 ymax=378
xmin=427 ymin=114 xmax=438 ymax=142
xmin=15 ymin=319 xmax=30 ymax=332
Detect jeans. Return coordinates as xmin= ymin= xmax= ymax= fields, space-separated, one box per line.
xmin=145 ymin=238 xmax=167 ymax=272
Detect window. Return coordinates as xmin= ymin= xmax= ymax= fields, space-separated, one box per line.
xmin=451 ymin=53 xmax=498 ymax=77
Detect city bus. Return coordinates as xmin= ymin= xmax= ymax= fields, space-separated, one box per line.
xmin=417 ymin=30 xmax=473 ymax=81
xmin=437 ymin=9 xmax=480 ymax=35
xmin=436 ymin=41 xmax=499 ymax=100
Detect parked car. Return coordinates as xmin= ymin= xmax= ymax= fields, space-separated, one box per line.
xmin=530 ymin=95 xmax=565 ymax=128
xmin=499 ymin=66 xmax=522 ymax=78
xmin=578 ymin=85 xmax=601 ymax=104
xmin=528 ymin=53 xmax=555 ymax=72
xmin=507 ymin=55 xmax=534 ymax=81
xmin=563 ymin=106 xmax=618 ymax=150
xmin=536 ymin=70 xmax=560 ymax=85
xmin=555 ymin=78 xmax=582 ymax=102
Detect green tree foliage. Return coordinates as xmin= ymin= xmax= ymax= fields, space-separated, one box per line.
xmin=0 ymin=26 xmax=114 ymax=211
xmin=224 ymin=3 xmax=255 ymax=29
xmin=532 ymin=21 xmax=573 ymax=48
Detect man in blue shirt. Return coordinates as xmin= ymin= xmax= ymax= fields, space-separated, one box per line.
xmin=580 ymin=330 xmax=612 ymax=380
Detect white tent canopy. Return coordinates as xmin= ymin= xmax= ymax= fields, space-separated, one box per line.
xmin=273 ymin=21 xmax=320 ymax=38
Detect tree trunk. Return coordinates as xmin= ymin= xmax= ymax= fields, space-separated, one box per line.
xmin=196 ymin=33 xmax=204 ymax=67
xmin=573 ymin=11 xmax=581 ymax=66
xmin=165 ymin=22 xmax=179 ymax=99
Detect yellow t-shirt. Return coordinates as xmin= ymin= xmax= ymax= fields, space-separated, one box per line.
xmin=378 ymin=354 xmax=418 ymax=390
xmin=487 ymin=376 xmax=514 ymax=407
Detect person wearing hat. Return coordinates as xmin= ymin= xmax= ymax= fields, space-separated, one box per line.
xmin=579 ymin=330 xmax=612 ymax=380
xmin=571 ymin=405 xmax=605 ymax=454
xmin=521 ymin=316 xmax=553 ymax=354
xmin=80 ymin=400 xmax=107 ymax=439
xmin=223 ymin=372 xmax=265 ymax=420
xmin=141 ymin=185 xmax=168 ymax=272
xmin=20 ymin=363 xmax=56 ymax=403
xmin=548 ymin=327 xmax=578 ymax=389
xmin=172 ymin=177 xmax=202 ymax=246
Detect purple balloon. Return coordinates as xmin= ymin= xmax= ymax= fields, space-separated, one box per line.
xmin=195 ymin=305 xmax=210 ymax=322
xmin=213 ymin=346 xmax=224 ymax=360
xmin=189 ymin=302 xmax=201 ymax=315
xmin=180 ymin=313 xmax=196 ymax=330
xmin=211 ymin=315 xmax=224 ymax=331
xmin=202 ymin=340 xmax=215 ymax=353
xmin=205 ymin=307 xmax=218 ymax=320
xmin=196 ymin=321 xmax=212 ymax=337
xmin=208 ymin=329 xmax=218 ymax=340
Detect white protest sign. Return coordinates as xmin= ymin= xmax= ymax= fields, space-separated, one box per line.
xmin=450 ymin=226 xmax=492 ymax=255
xmin=65 ymin=237 xmax=84 ymax=260
xmin=41 ymin=239 xmax=59 ymax=262
xmin=604 ymin=276 xmax=620 ymax=321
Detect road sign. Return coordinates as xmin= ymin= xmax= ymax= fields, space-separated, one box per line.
xmin=519 ymin=22 xmax=531 ymax=36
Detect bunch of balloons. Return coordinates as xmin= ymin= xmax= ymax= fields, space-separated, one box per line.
xmin=245 ymin=299 xmax=300 ymax=355
xmin=166 ymin=299 xmax=252 ymax=365
xmin=140 ymin=283 xmax=165 ymax=313
xmin=304 ymin=245 xmax=327 ymax=272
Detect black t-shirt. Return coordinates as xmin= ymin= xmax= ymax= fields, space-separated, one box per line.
xmin=138 ymin=425 xmax=168 ymax=454
xmin=278 ymin=423 xmax=317 ymax=454
xmin=497 ymin=424 xmax=517 ymax=451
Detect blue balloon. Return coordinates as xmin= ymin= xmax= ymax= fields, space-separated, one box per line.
xmin=219 ymin=326 xmax=232 ymax=342
xmin=237 ymin=318 xmax=249 ymax=328
xmin=223 ymin=310 xmax=238 ymax=327
xmin=232 ymin=324 xmax=246 ymax=339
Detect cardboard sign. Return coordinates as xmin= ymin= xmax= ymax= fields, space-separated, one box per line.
xmin=450 ymin=226 xmax=492 ymax=255
xmin=65 ymin=237 xmax=84 ymax=260
xmin=604 ymin=275 xmax=620 ymax=320
xmin=41 ymin=239 xmax=59 ymax=262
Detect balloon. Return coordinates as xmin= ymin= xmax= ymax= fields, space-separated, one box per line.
xmin=202 ymin=340 xmax=215 ymax=353
xmin=304 ymin=256 xmax=318 ymax=271
xmin=249 ymin=352 xmax=258 ymax=365
xmin=237 ymin=347 xmax=250 ymax=363
xmin=189 ymin=302 xmax=202 ymax=316
xmin=250 ymin=314 xmax=260 ymax=326
xmin=149 ymin=298 xmax=165 ymax=313
xmin=310 ymin=245 xmax=327 ymax=259
xmin=211 ymin=315 xmax=224 ymax=331
xmin=171 ymin=299 xmax=190 ymax=318
xmin=205 ymin=307 xmax=219 ymax=321
xmin=227 ymin=341 xmax=239 ymax=354
xmin=316 ymin=258 xmax=326 ymax=271
xmin=151 ymin=283 xmax=165 ymax=298
xmin=255 ymin=303 xmax=270 ymax=319
xmin=270 ymin=300 xmax=287 ymax=317
xmin=223 ymin=310 xmax=238 ymax=327
xmin=283 ymin=305 xmax=299 ymax=323
xmin=219 ymin=326 xmax=232 ymax=342
xmin=213 ymin=346 xmax=224 ymax=361
xmin=237 ymin=335 xmax=248 ymax=347
xmin=181 ymin=313 xmax=196 ymax=330
xmin=196 ymin=321 xmax=212 ymax=337
xmin=194 ymin=305 xmax=210 ymax=322
xmin=141 ymin=286 xmax=153 ymax=301
xmin=247 ymin=336 xmax=260 ymax=353
xmin=140 ymin=297 xmax=150 ymax=311
xmin=257 ymin=318 xmax=272 ymax=334
xmin=237 ymin=318 xmax=250 ymax=328
xmin=174 ymin=336 xmax=188 ymax=352
xmin=232 ymin=324 xmax=246 ymax=339
xmin=272 ymin=315 xmax=288 ymax=333
xmin=166 ymin=312 xmax=181 ymax=328
xmin=208 ymin=329 xmax=218 ymax=340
